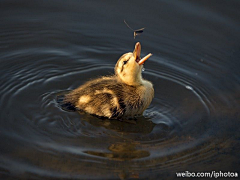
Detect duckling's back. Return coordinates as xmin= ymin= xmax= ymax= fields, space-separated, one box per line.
xmin=64 ymin=76 xmax=153 ymax=119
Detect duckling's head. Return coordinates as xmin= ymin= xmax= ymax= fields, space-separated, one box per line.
xmin=115 ymin=42 xmax=152 ymax=86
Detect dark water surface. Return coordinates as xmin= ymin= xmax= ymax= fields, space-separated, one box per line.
xmin=1 ymin=0 xmax=240 ymax=179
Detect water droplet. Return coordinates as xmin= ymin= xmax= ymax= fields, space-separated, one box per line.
xmin=142 ymin=68 xmax=145 ymax=72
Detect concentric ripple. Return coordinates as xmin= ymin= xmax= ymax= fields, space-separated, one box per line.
xmin=0 ymin=44 xmax=229 ymax=179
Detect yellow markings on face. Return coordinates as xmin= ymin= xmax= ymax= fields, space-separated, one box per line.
xmin=78 ymin=95 xmax=91 ymax=104
xmin=117 ymin=67 xmax=122 ymax=76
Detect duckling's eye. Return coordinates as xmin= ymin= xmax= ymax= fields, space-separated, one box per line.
xmin=123 ymin=60 xmax=128 ymax=65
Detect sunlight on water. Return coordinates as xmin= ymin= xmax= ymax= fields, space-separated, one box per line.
xmin=185 ymin=85 xmax=193 ymax=90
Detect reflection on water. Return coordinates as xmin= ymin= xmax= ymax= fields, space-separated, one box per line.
xmin=85 ymin=142 xmax=150 ymax=161
xmin=0 ymin=0 xmax=240 ymax=179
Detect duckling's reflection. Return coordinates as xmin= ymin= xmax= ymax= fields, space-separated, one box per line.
xmin=80 ymin=113 xmax=153 ymax=161
xmin=78 ymin=111 xmax=156 ymax=134
xmin=85 ymin=141 xmax=150 ymax=161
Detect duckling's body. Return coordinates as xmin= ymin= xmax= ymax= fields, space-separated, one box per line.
xmin=64 ymin=42 xmax=154 ymax=119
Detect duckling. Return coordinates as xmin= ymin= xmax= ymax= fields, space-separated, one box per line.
xmin=64 ymin=42 xmax=154 ymax=119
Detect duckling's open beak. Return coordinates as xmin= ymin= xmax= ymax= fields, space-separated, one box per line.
xmin=133 ymin=42 xmax=141 ymax=62
xmin=138 ymin=53 xmax=152 ymax=65
xmin=133 ymin=42 xmax=152 ymax=65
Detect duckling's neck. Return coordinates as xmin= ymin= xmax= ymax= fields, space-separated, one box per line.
xmin=117 ymin=73 xmax=143 ymax=86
